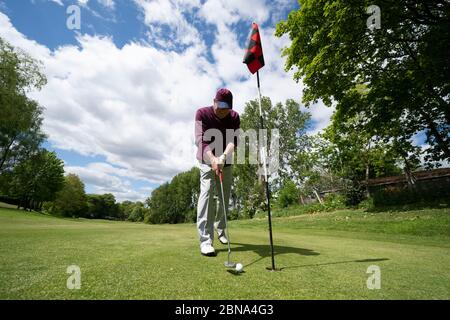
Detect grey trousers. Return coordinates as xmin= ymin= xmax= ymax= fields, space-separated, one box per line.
xmin=197 ymin=162 xmax=232 ymax=248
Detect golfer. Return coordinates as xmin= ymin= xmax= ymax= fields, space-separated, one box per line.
xmin=194 ymin=88 xmax=240 ymax=256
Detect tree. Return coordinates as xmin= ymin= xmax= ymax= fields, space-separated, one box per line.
xmin=128 ymin=203 xmax=145 ymax=222
xmin=297 ymin=111 xmax=423 ymax=205
xmin=145 ymin=167 xmax=200 ymax=224
xmin=0 ymin=37 xmax=47 ymax=172
xmin=119 ymin=200 xmax=135 ymax=220
xmin=86 ymin=193 xmax=120 ymax=219
xmin=145 ymin=183 xmax=173 ymax=224
xmin=290 ymin=138 xmax=339 ymax=204
xmin=233 ymin=97 xmax=310 ymax=217
xmin=276 ymin=0 xmax=450 ymax=162
xmin=277 ymin=180 xmax=299 ymax=208
xmin=8 ymin=150 xmax=65 ymax=211
xmin=46 ymin=174 xmax=88 ymax=217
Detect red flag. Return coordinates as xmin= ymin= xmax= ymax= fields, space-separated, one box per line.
xmin=243 ymin=22 xmax=265 ymax=74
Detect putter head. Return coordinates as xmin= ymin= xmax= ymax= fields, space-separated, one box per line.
xmin=224 ymin=261 xmax=236 ymax=268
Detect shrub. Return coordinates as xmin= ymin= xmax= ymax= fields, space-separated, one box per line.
xmin=322 ymin=193 xmax=346 ymax=210
xmin=128 ymin=206 xmax=145 ymax=222
xmin=342 ymin=181 xmax=366 ymax=206
xmin=277 ymin=181 xmax=299 ymax=208
xmin=358 ymin=197 xmax=374 ymax=210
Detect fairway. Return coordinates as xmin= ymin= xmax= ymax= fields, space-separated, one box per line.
xmin=1 ymin=207 xmax=450 ymax=299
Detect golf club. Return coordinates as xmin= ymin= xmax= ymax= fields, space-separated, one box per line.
xmin=219 ymin=170 xmax=235 ymax=268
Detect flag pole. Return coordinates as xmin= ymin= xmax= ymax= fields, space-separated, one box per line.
xmin=256 ymin=70 xmax=276 ymax=271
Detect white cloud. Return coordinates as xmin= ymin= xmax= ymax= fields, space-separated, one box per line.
xmin=97 ymin=0 xmax=115 ymax=9
xmin=0 ymin=1 xmax=332 ymax=201
xmin=0 ymin=12 xmax=212 ymax=184
xmin=65 ymin=164 xmax=149 ymax=201
xmin=49 ymin=0 xmax=64 ymax=6
xmin=47 ymin=0 xmax=115 ymax=10
xmin=0 ymin=13 xmax=50 ymax=58
xmin=199 ymin=0 xmax=269 ymax=26
xmin=269 ymin=0 xmax=297 ymax=24
xmin=135 ymin=0 xmax=202 ymax=48
xmin=305 ymin=101 xmax=335 ymax=135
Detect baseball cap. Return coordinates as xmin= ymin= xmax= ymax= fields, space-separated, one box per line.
xmin=215 ymin=88 xmax=233 ymax=109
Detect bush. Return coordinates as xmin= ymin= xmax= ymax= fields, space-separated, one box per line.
xmin=47 ymin=174 xmax=87 ymax=217
xmin=128 ymin=206 xmax=145 ymax=222
xmin=342 ymin=181 xmax=366 ymax=206
xmin=228 ymin=209 xmax=239 ymax=220
xmin=358 ymin=197 xmax=374 ymax=210
xmin=277 ymin=181 xmax=299 ymax=208
xmin=184 ymin=208 xmax=197 ymax=223
xmin=322 ymin=193 xmax=346 ymax=210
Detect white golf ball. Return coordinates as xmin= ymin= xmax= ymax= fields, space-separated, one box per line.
xmin=235 ymin=263 xmax=243 ymax=272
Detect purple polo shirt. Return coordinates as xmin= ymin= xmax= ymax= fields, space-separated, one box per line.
xmin=195 ymin=106 xmax=240 ymax=165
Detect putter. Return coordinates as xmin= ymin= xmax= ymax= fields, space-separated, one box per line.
xmin=219 ymin=170 xmax=235 ymax=268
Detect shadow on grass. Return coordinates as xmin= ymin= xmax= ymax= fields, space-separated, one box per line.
xmin=216 ymin=242 xmax=320 ymax=268
xmin=217 ymin=243 xmax=389 ymax=271
xmin=216 ymin=242 xmax=319 ymax=256
xmin=279 ymin=258 xmax=389 ymax=270
xmin=226 ymin=269 xmax=246 ymax=276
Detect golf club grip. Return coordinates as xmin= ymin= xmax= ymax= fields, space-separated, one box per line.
xmin=219 ymin=170 xmax=223 ymax=182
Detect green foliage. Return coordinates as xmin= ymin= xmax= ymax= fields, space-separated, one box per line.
xmin=269 ymin=193 xmax=347 ymax=218
xmin=228 ymin=208 xmax=239 ymax=220
xmin=277 ymin=180 xmax=299 ymax=208
xmin=145 ymin=167 xmax=199 ymax=224
xmin=321 ymin=116 xmax=404 ymax=182
xmin=234 ymin=97 xmax=310 ymax=218
xmin=45 ymin=174 xmax=87 ymax=217
xmin=7 ymin=150 xmax=64 ymax=211
xmin=0 ymin=37 xmax=47 ymax=95
xmin=0 ymin=37 xmax=47 ymax=173
xmin=323 ymin=193 xmax=347 ymax=210
xmin=341 ymin=180 xmax=366 ymax=206
xmin=128 ymin=205 xmax=145 ymax=222
xmin=357 ymin=197 xmax=374 ymax=210
xmin=276 ymin=1 xmax=450 ymax=162
xmin=119 ymin=200 xmax=134 ymax=220
xmin=119 ymin=201 xmax=147 ymax=222
xmin=302 ymin=113 xmax=415 ymax=205
xmin=86 ymin=193 xmax=120 ymax=220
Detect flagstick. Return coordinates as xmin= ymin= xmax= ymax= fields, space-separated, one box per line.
xmin=257 ymin=70 xmax=276 ymax=271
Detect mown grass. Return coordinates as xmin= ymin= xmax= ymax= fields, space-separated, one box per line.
xmin=1 ymin=207 xmax=449 ymax=299
xmin=251 ymin=207 xmax=450 ymax=238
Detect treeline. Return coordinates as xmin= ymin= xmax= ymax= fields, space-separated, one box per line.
xmin=43 ymin=174 xmax=146 ymax=222
xmin=42 ymin=169 xmax=200 ymax=223
xmin=0 ymin=37 xmax=147 ymax=220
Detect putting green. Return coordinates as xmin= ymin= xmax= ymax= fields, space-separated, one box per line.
xmin=0 ymin=207 xmax=449 ymax=299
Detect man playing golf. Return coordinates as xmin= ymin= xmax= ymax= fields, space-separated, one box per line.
xmin=195 ymin=88 xmax=240 ymax=256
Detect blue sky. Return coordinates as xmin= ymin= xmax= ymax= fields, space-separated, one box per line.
xmin=0 ymin=0 xmax=337 ymax=202
xmin=0 ymin=0 xmax=436 ymax=202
